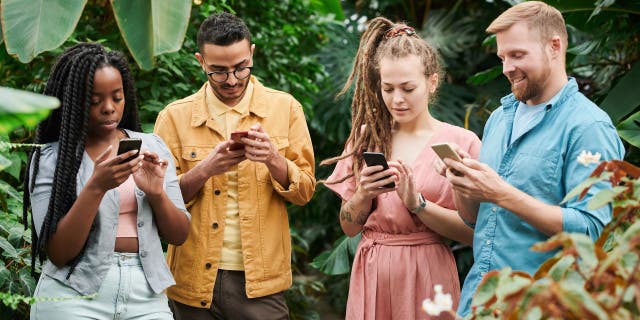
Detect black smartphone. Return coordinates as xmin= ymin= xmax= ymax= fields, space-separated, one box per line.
xmin=117 ymin=138 xmax=142 ymax=164
xmin=362 ymin=151 xmax=395 ymax=188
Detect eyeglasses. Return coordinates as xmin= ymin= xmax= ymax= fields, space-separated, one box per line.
xmin=205 ymin=66 xmax=253 ymax=83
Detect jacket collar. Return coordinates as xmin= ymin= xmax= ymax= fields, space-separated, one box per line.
xmin=190 ymin=76 xmax=269 ymax=128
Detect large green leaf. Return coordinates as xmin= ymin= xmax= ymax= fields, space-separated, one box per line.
xmin=0 ymin=236 xmax=18 ymax=260
xmin=310 ymin=233 xmax=360 ymax=275
xmin=467 ymin=66 xmax=502 ymax=86
xmin=617 ymin=109 xmax=640 ymax=148
xmin=602 ymin=61 xmax=640 ymax=122
xmin=0 ymin=87 xmax=59 ymax=135
xmin=111 ymin=0 xmax=191 ymax=70
xmin=588 ymin=186 xmax=628 ymax=210
xmin=1 ymin=0 xmax=86 ymax=63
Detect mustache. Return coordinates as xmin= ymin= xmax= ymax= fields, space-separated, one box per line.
xmin=220 ymin=83 xmax=242 ymax=89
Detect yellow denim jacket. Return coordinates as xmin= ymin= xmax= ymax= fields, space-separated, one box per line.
xmin=154 ymin=78 xmax=315 ymax=307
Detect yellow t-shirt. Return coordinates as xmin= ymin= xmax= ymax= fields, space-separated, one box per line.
xmin=205 ymin=81 xmax=254 ymax=270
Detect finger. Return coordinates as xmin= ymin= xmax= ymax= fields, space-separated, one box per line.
xmin=250 ymin=123 xmax=264 ymax=133
xmin=141 ymin=150 xmax=159 ymax=162
xmin=461 ymin=158 xmax=485 ymax=170
xmin=433 ymin=159 xmax=446 ymax=176
xmin=95 ymin=145 xmax=113 ymax=164
xmin=370 ymin=176 xmax=397 ymax=189
xmin=361 ymin=165 xmax=385 ymax=176
xmin=444 ymin=158 xmax=473 ymax=176
xmin=216 ymin=141 xmax=232 ymax=153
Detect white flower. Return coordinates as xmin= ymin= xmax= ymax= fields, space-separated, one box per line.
xmin=422 ymin=284 xmax=453 ymax=316
xmin=576 ymin=150 xmax=601 ymax=167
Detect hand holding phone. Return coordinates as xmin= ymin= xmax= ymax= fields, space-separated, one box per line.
xmin=229 ymin=131 xmax=249 ymax=150
xmin=431 ymin=143 xmax=464 ymax=176
xmin=117 ymin=138 xmax=142 ymax=164
xmin=362 ymin=152 xmax=395 ymax=188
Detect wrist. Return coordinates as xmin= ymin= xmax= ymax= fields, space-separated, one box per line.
xmin=409 ymin=193 xmax=427 ymax=214
xmin=85 ymin=178 xmax=108 ymax=196
xmin=146 ymin=190 xmax=166 ymax=202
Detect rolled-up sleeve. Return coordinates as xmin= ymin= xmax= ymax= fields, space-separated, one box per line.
xmin=271 ymin=101 xmax=316 ymax=206
xmin=561 ymin=121 xmax=625 ymax=239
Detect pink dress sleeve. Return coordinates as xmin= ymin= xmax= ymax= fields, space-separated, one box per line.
xmin=324 ymin=152 xmax=357 ymax=201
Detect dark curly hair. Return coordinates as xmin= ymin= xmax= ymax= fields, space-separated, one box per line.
xmin=22 ymin=42 xmax=141 ymax=278
xmin=197 ymin=12 xmax=251 ymax=49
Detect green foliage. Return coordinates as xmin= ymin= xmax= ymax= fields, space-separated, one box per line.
xmin=311 ymin=234 xmax=361 ymax=276
xmin=111 ymin=0 xmax=192 ymax=69
xmin=467 ymin=160 xmax=640 ymax=319
xmin=0 ymin=0 xmax=87 ymax=63
xmin=0 ymin=0 xmax=191 ymax=69
xmin=0 ymin=87 xmax=59 ymax=135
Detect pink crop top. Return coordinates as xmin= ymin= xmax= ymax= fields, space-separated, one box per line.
xmin=116 ymin=175 xmax=138 ymax=238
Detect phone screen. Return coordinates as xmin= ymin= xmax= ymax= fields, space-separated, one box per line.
xmin=362 ymin=152 xmax=395 ymax=188
xmin=117 ymin=138 xmax=142 ymax=163
xmin=431 ymin=143 xmax=462 ymax=162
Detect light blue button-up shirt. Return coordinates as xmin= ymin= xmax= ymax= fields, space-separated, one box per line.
xmin=458 ymin=78 xmax=625 ymax=316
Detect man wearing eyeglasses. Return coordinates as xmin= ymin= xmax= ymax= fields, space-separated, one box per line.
xmin=154 ymin=12 xmax=315 ymax=320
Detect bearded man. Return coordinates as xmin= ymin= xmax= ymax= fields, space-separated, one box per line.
xmin=437 ymin=2 xmax=625 ymax=316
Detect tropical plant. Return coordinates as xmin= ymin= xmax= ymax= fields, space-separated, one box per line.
xmin=0 ymin=0 xmax=191 ymax=69
xmin=466 ymin=160 xmax=640 ymax=319
xmin=0 ymin=88 xmax=58 ymax=319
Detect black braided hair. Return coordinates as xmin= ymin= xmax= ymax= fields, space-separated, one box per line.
xmin=22 ymin=42 xmax=141 ymax=278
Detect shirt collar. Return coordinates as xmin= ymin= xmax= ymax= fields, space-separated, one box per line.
xmin=191 ymin=76 xmax=268 ymax=128
xmin=205 ymin=80 xmax=253 ymax=117
xmin=501 ymin=77 xmax=579 ymax=111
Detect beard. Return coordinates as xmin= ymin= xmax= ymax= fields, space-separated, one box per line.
xmin=509 ymin=61 xmax=551 ymax=103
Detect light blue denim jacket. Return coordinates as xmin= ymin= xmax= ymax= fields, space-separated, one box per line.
xmin=29 ymin=130 xmax=190 ymax=295
xmin=458 ymin=78 xmax=625 ymax=316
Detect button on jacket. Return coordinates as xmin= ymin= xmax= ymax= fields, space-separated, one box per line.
xmin=154 ymin=77 xmax=315 ymax=307
xmin=457 ymin=78 xmax=625 ymax=316
xmin=29 ymin=131 xmax=190 ymax=295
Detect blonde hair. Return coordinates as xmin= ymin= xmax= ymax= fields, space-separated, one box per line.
xmin=486 ymin=1 xmax=567 ymax=47
xmin=320 ymin=17 xmax=443 ymax=184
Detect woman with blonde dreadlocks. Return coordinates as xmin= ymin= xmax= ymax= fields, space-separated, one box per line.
xmin=23 ymin=43 xmax=190 ymax=319
xmin=323 ymin=17 xmax=481 ymax=319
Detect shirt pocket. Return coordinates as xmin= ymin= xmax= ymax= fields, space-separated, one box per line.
xmin=507 ymin=151 xmax=560 ymax=198
xmin=256 ymin=137 xmax=289 ymax=183
xmin=180 ymin=147 xmax=211 ymax=171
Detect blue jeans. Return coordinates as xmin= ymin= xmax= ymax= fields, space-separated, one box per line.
xmin=30 ymin=253 xmax=172 ymax=320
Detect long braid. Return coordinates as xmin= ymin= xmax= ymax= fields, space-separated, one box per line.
xmin=23 ymin=43 xmax=140 ymax=278
xmin=321 ymin=17 xmax=444 ymax=184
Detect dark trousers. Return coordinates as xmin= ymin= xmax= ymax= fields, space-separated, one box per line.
xmin=169 ymin=270 xmax=289 ymax=320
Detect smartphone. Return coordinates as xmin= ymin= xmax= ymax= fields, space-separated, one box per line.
xmin=431 ymin=143 xmax=464 ymax=176
xmin=362 ymin=151 xmax=395 ymax=188
xmin=229 ymin=131 xmax=249 ymax=150
xmin=117 ymin=138 xmax=142 ymax=164
xmin=431 ymin=143 xmax=463 ymax=162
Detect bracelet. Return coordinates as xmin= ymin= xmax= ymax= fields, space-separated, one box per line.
xmin=409 ymin=193 xmax=427 ymax=214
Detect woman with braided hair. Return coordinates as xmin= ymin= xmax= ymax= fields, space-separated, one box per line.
xmin=322 ymin=17 xmax=481 ymax=319
xmin=23 ymin=42 xmax=190 ymax=319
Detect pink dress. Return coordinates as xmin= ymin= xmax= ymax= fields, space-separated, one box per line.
xmin=326 ymin=123 xmax=481 ymax=320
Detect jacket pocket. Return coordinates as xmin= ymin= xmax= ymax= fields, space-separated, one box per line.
xmin=180 ymin=147 xmax=211 ymax=171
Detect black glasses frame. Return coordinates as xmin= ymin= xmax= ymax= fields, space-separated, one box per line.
xmin=205 ymin=66 xmax=253 ymax=83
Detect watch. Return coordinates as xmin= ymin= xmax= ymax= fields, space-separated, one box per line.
xmin=409 ymin=193 xmax=427 ymax=214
